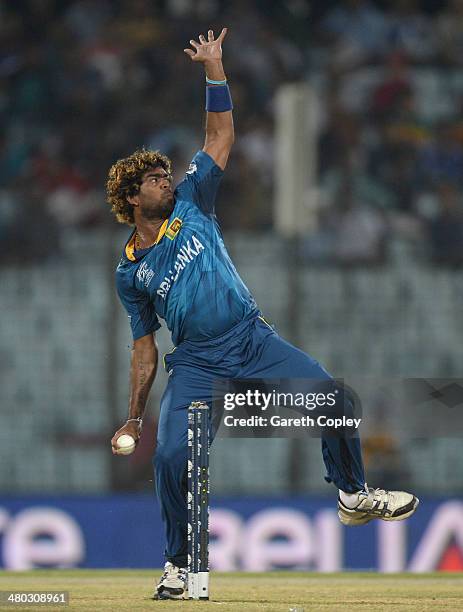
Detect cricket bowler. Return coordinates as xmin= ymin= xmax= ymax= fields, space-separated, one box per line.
xmin=107 ymin=28 xmax=419 ymax=600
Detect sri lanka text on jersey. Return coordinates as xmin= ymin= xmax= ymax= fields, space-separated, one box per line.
xmin=156 ymin=235 xmax=205 ymax=300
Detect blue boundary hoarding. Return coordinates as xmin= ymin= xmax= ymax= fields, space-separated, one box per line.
xmin=0 ymin=496 xmax=462 ymax=571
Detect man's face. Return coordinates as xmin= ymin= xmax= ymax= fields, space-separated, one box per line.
xmin=132 ymin=166 xmax=175 ymax=220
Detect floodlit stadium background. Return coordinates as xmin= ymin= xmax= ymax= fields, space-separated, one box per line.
xmin=1 ymin=0 xmax=463 ymax=572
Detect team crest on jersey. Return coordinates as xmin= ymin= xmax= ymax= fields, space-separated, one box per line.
xmin=166 ymin=217 xmax=182 ymax=240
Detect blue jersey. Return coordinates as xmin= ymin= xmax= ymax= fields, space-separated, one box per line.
xmin=116 ymin=150 xmax=259 ymax=345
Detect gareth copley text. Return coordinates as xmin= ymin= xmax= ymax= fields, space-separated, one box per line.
xmin=223 ymin=414 xmax=362 ymax=429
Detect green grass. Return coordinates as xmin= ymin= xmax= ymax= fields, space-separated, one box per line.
xmin=0 ymin=571 xmax=462 ymax=611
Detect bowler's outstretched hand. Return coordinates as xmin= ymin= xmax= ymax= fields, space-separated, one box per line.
xmin=184 ymin=28 xmax=227 ymax=63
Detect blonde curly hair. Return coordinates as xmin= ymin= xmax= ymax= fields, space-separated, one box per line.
xmin=106 ymin=148 xmax=172 ymax=225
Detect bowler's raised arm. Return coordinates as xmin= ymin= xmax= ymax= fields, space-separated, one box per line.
xmin=184 ymin=28 xmax=234 ymax=170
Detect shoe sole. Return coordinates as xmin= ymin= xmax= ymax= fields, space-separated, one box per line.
xmin=153 ymin=587 xmax=186 ymax=601
xmin=338 ymin=496 xmax=420 ymax=526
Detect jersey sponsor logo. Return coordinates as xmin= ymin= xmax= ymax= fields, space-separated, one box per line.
xmin=136 ymin=261 xmax=155 ymax=288
xmin=156 ymin=235 xmax=205 ymax=300
xmin=166 ymin=217 xmax=183 ymax=240
xmin=186 ymin=162 xmax=197 ymax=175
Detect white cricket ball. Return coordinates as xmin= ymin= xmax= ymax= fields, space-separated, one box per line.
xmin=116 ymin=433 xmax=136 ymax=455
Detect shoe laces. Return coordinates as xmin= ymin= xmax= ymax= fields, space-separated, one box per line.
xmin=361 ymin=487 xmax=390 ymax=511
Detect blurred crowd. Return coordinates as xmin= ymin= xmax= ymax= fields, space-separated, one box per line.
xmin=2 ymin=0 xmax=463 ymax=265
xmin=313 ymin=0 xmax=463 ymax=266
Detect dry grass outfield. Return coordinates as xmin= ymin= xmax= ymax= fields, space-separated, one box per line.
xmin=0 ymin=570 xmax=462 ymax=611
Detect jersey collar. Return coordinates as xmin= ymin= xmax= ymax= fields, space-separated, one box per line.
xmin=125 ymin=218 xmax=169 ymax=262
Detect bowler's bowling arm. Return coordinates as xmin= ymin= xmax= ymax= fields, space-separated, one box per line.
xmin=128 ymin=332 xmax=158 ymax=421
xmin=110 ymin=333 xmax=158 ymax=453
xmin=111 ymin=334 xmax=158 ymax=455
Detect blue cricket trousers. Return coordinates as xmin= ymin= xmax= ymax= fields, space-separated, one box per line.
xmin=154 ymin=315 xmax=366 ymax=567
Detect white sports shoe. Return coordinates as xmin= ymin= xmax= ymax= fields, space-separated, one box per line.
xmin=338 ymin=486 xmax=419 ymax=526
xmin=153 ymin=561 xmax=188 ymax=600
